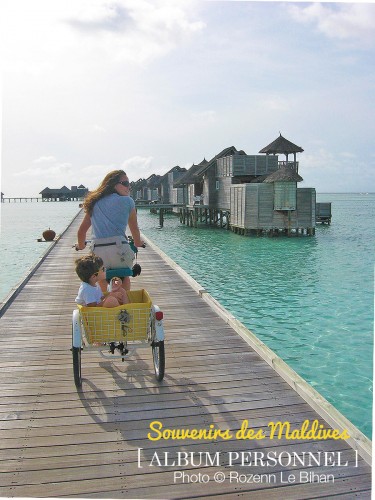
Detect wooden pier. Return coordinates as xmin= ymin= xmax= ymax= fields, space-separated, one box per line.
xmin=179 ymin=205 xmax=230 ymax=229
xmin=1 ymin=197 xmax=82 ymax=203
xmin=177 ymin=206 xmax=320 ymax=235
xmin=0 ymin=213 xmax=371 ymax=498
xmin=1 ymin=197 xmax=42 ymax=202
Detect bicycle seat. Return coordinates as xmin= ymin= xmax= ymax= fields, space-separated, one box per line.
xmin=106 ymin=268 xmax=133 ymax=280
xmin=106 ymin=264 xmax=141 ymax=280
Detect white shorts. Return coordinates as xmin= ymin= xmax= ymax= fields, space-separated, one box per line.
xmin=90 ymin=236 xmax=135 ymax=270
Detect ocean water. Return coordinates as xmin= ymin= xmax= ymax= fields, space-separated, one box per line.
xmin=0 ymin=194 xmax=373 ymax=438
xmin=0 ymin=201 xmax=81 ymax=301
xmin=136 ymin=193 xmax=374 ymax=439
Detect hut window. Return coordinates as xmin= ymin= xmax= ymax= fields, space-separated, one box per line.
xmin=216 ymin=157 xmax=232 ymax=177
xmin=273 ymin=182 xmax=296 ymax=210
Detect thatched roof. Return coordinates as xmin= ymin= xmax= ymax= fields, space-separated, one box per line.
xmin=40 ymin=186 xmax=72 ymax=194
xmin=249 ymin=174 xmax=270 ymax=183
xmin=264 ymin=166 xmax=303 ymax=183
xmin=194 ymin=146 xmax=247 ymax=177
xmin=146 ymin=174 xmax=162 ymax=188
xmin=174 ymin=159 xmax=208 ymax=186
xmin=161 ymin=165 xmax=186 ymax=180
xmin=259 ymin=134 xmax=303 ymax=155
xmin=173 ymin=147 xmax=248 ymax=187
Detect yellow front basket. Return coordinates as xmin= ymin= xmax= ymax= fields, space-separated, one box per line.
xmin=77 ymin=289 xmax=152 ymax=344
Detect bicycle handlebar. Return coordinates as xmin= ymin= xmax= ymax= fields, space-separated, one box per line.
xmin=73 ymin=240 xmax=146 ymax=251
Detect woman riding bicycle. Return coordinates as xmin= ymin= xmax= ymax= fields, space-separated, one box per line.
xmin=76 ymin=170 xmax=145 ymax=291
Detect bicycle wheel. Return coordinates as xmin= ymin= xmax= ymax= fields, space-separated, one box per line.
xmin=72 ymin=346 xmax=82 ymax=388
xmin=152 ymin=341 xmax=165 ymax=381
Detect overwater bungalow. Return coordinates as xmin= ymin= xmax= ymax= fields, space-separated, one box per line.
xmin=230 ymin=135 xmax=316 ymax=235
xmin=176 ymin=135 xmax=316 ymax=235
xmin=132 ymin=178 xmax=148 ymax=202
xmin=39 ymin=184 xmax=88 ymax=201
xmin=173 ymin=158 xmax=208 ymax=205
xmin=159 ymin=166 xmax=187 ymax=204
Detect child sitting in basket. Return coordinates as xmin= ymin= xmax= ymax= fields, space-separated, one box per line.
xmin=75 ymin=255 xmax=129 ymax=307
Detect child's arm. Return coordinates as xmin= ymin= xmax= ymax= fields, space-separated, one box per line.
xmin=95 ymin=295 xmax=107 ymax=307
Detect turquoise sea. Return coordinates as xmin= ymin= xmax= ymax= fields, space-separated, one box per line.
xmin=0 ymin=194 xmax=373 ymax=438
xmin=137 ymin=193 xmax=374 ymax=439
xmin=0 ymin=201 xmax=82 ymax=302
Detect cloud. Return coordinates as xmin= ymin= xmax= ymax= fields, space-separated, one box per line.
xmin=65 ymin=0 xmax=206 ymax=64
xmin=287 ymin=3 xmax=375 ymax=48
xmin=32 ymin=156 xmax=57 ymax=163
xmin=122 ymin=155 xmax=153 ymax=175
xmin=14 ymin=161 xmax=73 ymax=178
xmin=92 ymin=124 xmax=106 ymax=133
xmin=259 ymin=95 xmax=289 ymax=112
xmin=190 ymin=110 xmax=216 ymax=122
xmin=76 ymin=156 xmax=156 ymax=180
xmin=66 ymin=3 xmax=133 ymax=33
xmin=299 ymin=146 xmax=375 ymax=192
xmin=340 ymin=152 xmax=357 ymax=159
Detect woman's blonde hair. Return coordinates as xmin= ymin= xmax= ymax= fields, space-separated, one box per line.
xmin=83 ymin=170 xmax=127 ymax=215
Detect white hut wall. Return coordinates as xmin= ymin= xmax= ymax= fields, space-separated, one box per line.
xmin=230 ymin=184 xmax=315 ymax=231
xmin=216 ymin=176 xmax=232 ymax=210
xmin=230 ymin=184 xmax=274 ymax=229
xmin=171 ymin=187 xmax=184 ymax=204
xmin=168 ymin=170 xmax=184 ymax=203
xmin=255 ymin=184 xmax=275 ymax=229
xmin=202 ymin=176 xmax=209 ymax=204
xmin=147 ymin=188 xmax=159 ymax=201
xmin=296 ymin=188 xmax=316 ymax=227
xmin=160 ymin=180 xmax=168 ymax=203
xmin=230 ymin=185 xmax=246 ymax=227
xmin=188 ymin=184 xmax=195 ymax=205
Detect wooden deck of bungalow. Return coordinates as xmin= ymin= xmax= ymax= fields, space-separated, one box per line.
xmin=0 ymin=212 xmax=371 ymax=499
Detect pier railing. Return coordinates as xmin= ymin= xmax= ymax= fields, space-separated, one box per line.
xmin=1 ymin=197 xmax=84 ymax=203
xmin=278 ymin=161 xmax=299 ymax=170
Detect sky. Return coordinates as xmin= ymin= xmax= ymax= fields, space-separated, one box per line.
xmin=1 ymin=0 xmax=375 ymax=197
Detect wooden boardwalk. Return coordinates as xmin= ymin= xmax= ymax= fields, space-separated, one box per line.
xmin=0 ymin=213 xmax=371 ymax=499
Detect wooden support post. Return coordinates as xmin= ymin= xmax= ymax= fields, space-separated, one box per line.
xmin=159 ymin=208 xmax=164 ymax=228
xmin=194 ymin=208 xmax=198 ymax=228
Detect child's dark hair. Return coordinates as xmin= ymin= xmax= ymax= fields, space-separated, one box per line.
xmin=75 ymin=255 xmax=104 ymax=283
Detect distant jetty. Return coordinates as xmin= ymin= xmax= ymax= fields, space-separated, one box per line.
xmin=1 ymin=184 xmax=88 ymax=203
xmin=1 ymin=197 xmax=79 ymax=202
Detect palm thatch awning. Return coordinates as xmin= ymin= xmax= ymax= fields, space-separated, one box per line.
xmin=173 ymin=159 xmax=208 ymax=187
xmin=264 ymin=166 xmax=303 ymax=183
xmin=194 ymin=146 xmax=245 ymax=177
xmin=259 ymin=134 xmax=304 ymax=155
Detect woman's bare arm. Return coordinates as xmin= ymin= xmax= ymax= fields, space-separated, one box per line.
xmin=128 ymin=208 xmax=144 ymax=247
xmin=77 ymin=212 xmax=91 ymax=250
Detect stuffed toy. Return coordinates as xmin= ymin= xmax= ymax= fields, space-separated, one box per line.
xmin=108 ymin=277 xmax=129 ymax=305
